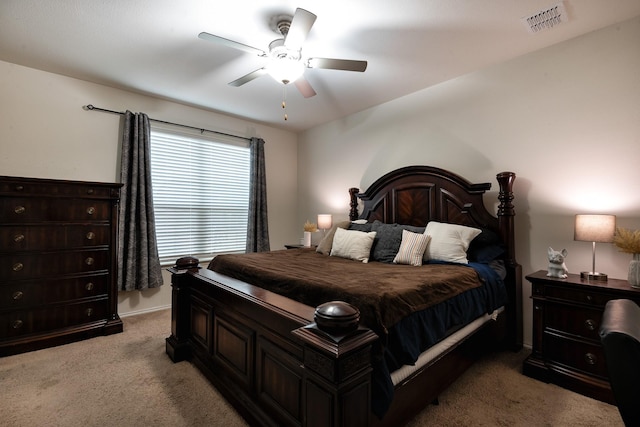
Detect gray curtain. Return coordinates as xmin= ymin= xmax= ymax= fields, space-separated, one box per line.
xmin=246 ymin=137 xmax=270 ymax=252
xmin=117 ymin=111 xmax=163 ymax=291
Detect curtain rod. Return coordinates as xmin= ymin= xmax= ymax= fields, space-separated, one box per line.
xmin=83 ymin=104 xmax=252 ymax=142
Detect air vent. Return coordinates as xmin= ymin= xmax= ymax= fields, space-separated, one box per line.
xmin=522 ymin=1 xmax=568 ymax=33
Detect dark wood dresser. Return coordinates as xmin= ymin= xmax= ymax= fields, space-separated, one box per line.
xmin=523 ymin=270 xmax=640 ymax=403
xmin=0 ymin=176 xmax=123 ymax=356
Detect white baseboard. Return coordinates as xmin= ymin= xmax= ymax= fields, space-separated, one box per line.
xmin=119 ymin=304 xmax=171 ymax=318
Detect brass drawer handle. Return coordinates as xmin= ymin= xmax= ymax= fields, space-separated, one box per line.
xmin=86 ymin=308 xmax=93 ymax=317
xmin=12 ymin=262 xmax=24 ymax=272
xmin=85 ymin=257 xmax=94 ymax=266
xmin=86 ymin=206 xmax=95 ymax=215
xmin=14 ymin=206 xmax=25 ymax=214
xmin=585 ymin=319 xmax=596 ymax=331
xmin=15 ymin=185 xmax=24 ymax=191
xmin=586 ymin=295 xmax=593 ymax=303
xmin=584 ymin=353 xmax=597 ymax=365
xmin=12 ymin=319 xmax=23 ymax=329
xmin=86 ymin=232 xmax=95 ymax=240
xmin=12 ymin=291 xmax=24 ymax=300
xmin=87 ymin=188 xmax=94 ymax=195
xmin=85 ymin=282 xmax=94 ymax=291
xmin=14 ymin=234 xmax=25 ymax=243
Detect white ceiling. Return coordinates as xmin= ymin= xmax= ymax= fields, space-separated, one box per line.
xmin=1 ymin=1 xmax=639 ymax=132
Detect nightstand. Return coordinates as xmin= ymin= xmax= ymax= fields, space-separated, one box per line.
xmin=284 ymin=244 xmax=316 ymax=249
xmin=523 ymin=270 xmax=640 ymax=403
xmin=285 ymin=244 xmax=303 ymax=249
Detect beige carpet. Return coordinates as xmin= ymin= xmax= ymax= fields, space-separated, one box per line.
xmin=0 ymin=309 xmax=623 ymax=427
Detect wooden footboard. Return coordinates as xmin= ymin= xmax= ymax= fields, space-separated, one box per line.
xmin=166 ymin=267 xmax=379 ymax=427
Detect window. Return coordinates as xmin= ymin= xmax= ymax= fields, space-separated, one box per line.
xmin=149 ymin=125 xmax=250 ymax=265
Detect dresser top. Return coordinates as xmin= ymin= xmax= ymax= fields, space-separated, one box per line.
xmin=0 ymin=175 xmax=121 ymax=187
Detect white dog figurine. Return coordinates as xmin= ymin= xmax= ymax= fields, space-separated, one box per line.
xmin=547 ymin=247 xmax=569 ymax=279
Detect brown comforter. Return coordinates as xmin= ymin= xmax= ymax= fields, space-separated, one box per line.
xmin=209 ymin=248 xmax=481 ymax=336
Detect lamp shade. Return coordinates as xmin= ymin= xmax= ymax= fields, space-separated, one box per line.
xmin=574 ymin=214 xmax=616 ymax=243
xmin=317 ymin=214 xmax=333 ymax=230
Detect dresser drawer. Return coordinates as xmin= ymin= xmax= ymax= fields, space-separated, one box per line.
xmin=0 ymin=248 xmax=110 ymax=280
xmin=0 ymin=274 xmax=109 ymax=309
xmin=544 ymin=331 xmax=608 ymax=379
xmin=545 ymin=302 xmax=602 ymax=341
xmin=0 ymin=299 xmax=109 ymax=339
xmin=0 ymin=224 xmax=110 ymax=251
xmin=0 ymin=198 xmax=112 ymax=223
xmin=0 ymin=180 xmax=114 ymax=198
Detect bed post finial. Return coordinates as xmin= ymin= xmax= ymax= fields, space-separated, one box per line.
xmin=496 ymin=172 xmax=516 ymax=262
xmin=349 ymin=187 xmax=360 ymax=221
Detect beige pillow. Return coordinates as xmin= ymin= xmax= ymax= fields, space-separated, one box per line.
xmin=393 ymin=230 xmax=432 ymax=266
xmin=316 ymin=220 xmax=351 ymax=255
xmin=423 ymin=221 xmax=481 ymax=264
xmin=330 ymin=228 xmax=377 ymax=263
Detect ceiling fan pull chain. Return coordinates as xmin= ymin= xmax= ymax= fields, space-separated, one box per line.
xmin=282 ymin=85 xmax=288 ymax=121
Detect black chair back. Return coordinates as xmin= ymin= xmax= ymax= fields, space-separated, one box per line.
xmin=599 ymin=299 xmax=640 ymax=427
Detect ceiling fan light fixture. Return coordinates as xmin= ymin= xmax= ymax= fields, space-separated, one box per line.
xmin=267 ymin=57 xmax=305 ymax=85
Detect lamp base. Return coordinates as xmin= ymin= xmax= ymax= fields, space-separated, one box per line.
xmin=580 ymin=271 xmax=608 ymax=281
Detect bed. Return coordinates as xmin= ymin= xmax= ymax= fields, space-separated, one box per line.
xmin=165 ymin=165 xmax=522 ymax=427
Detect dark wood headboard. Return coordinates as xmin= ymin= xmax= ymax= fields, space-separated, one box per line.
xmin=348 ymin=165 xmax=522 ymax=348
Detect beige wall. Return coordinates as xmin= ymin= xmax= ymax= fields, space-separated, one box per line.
xmin=0 ymin=61 xmax=299 ymax=316
xmin=298 ymin=17 xmax=640 ymax=347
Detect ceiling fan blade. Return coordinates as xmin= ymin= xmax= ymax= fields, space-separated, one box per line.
xmin=294 ymin=76 xmax=316 ymax=98
xmin=198 ymin=32 xmax=266 ymax=57
xmin=307 ymin=58 xmax=368 ymax=72
xmin=284 ymin=8 xmax=317 ymax=51
xmin=228 ymin=68 xmax=267 ymax=87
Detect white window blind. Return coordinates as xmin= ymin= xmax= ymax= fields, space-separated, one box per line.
xmin=149 ymin=126 xmax=250 ymax=265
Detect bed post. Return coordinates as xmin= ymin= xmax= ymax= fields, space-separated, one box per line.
xmin=165 ymin=259 xmax=200 ymax=362
xmin=349 ymin=187 xmax=360 ymax=221
xmin=292 ymin=302 xmax=378 ymax=427
xmin=496 ymin=172 xmax=522 ymax=350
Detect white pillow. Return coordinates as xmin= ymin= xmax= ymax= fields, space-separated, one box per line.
xmin=330 ymin=228 xmax=377 ymax=263
xmin=423 ymin=221 xmax=481 ymax=264
xmin=393 ymin=230 xmax=432 ymax=266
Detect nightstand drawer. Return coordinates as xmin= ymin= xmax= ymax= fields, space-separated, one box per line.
xmin=544 ymin=331 xmax=608 ymax=379
xmin=545 ymin=302 xmax=602 ymax=341
xmin=544 ymin=285 xmax=611 ymax=308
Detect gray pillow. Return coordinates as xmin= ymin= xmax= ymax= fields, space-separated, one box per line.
xmin=316 ymin=220 xmax=351 ymax=255
xmin=370 ymin=220 xmax=426 ymax=263
xmin=348 ymin=221 xmax=373 ymax=232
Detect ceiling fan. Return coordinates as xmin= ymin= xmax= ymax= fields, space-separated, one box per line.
xmin=198 ymin=8 xmax=367 ymax=99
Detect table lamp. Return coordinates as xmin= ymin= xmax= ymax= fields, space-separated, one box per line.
xmin=574 ymin=214 xmax=616 ymax=281
xmin=317 ymin=214 xmax=333 ymax=236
